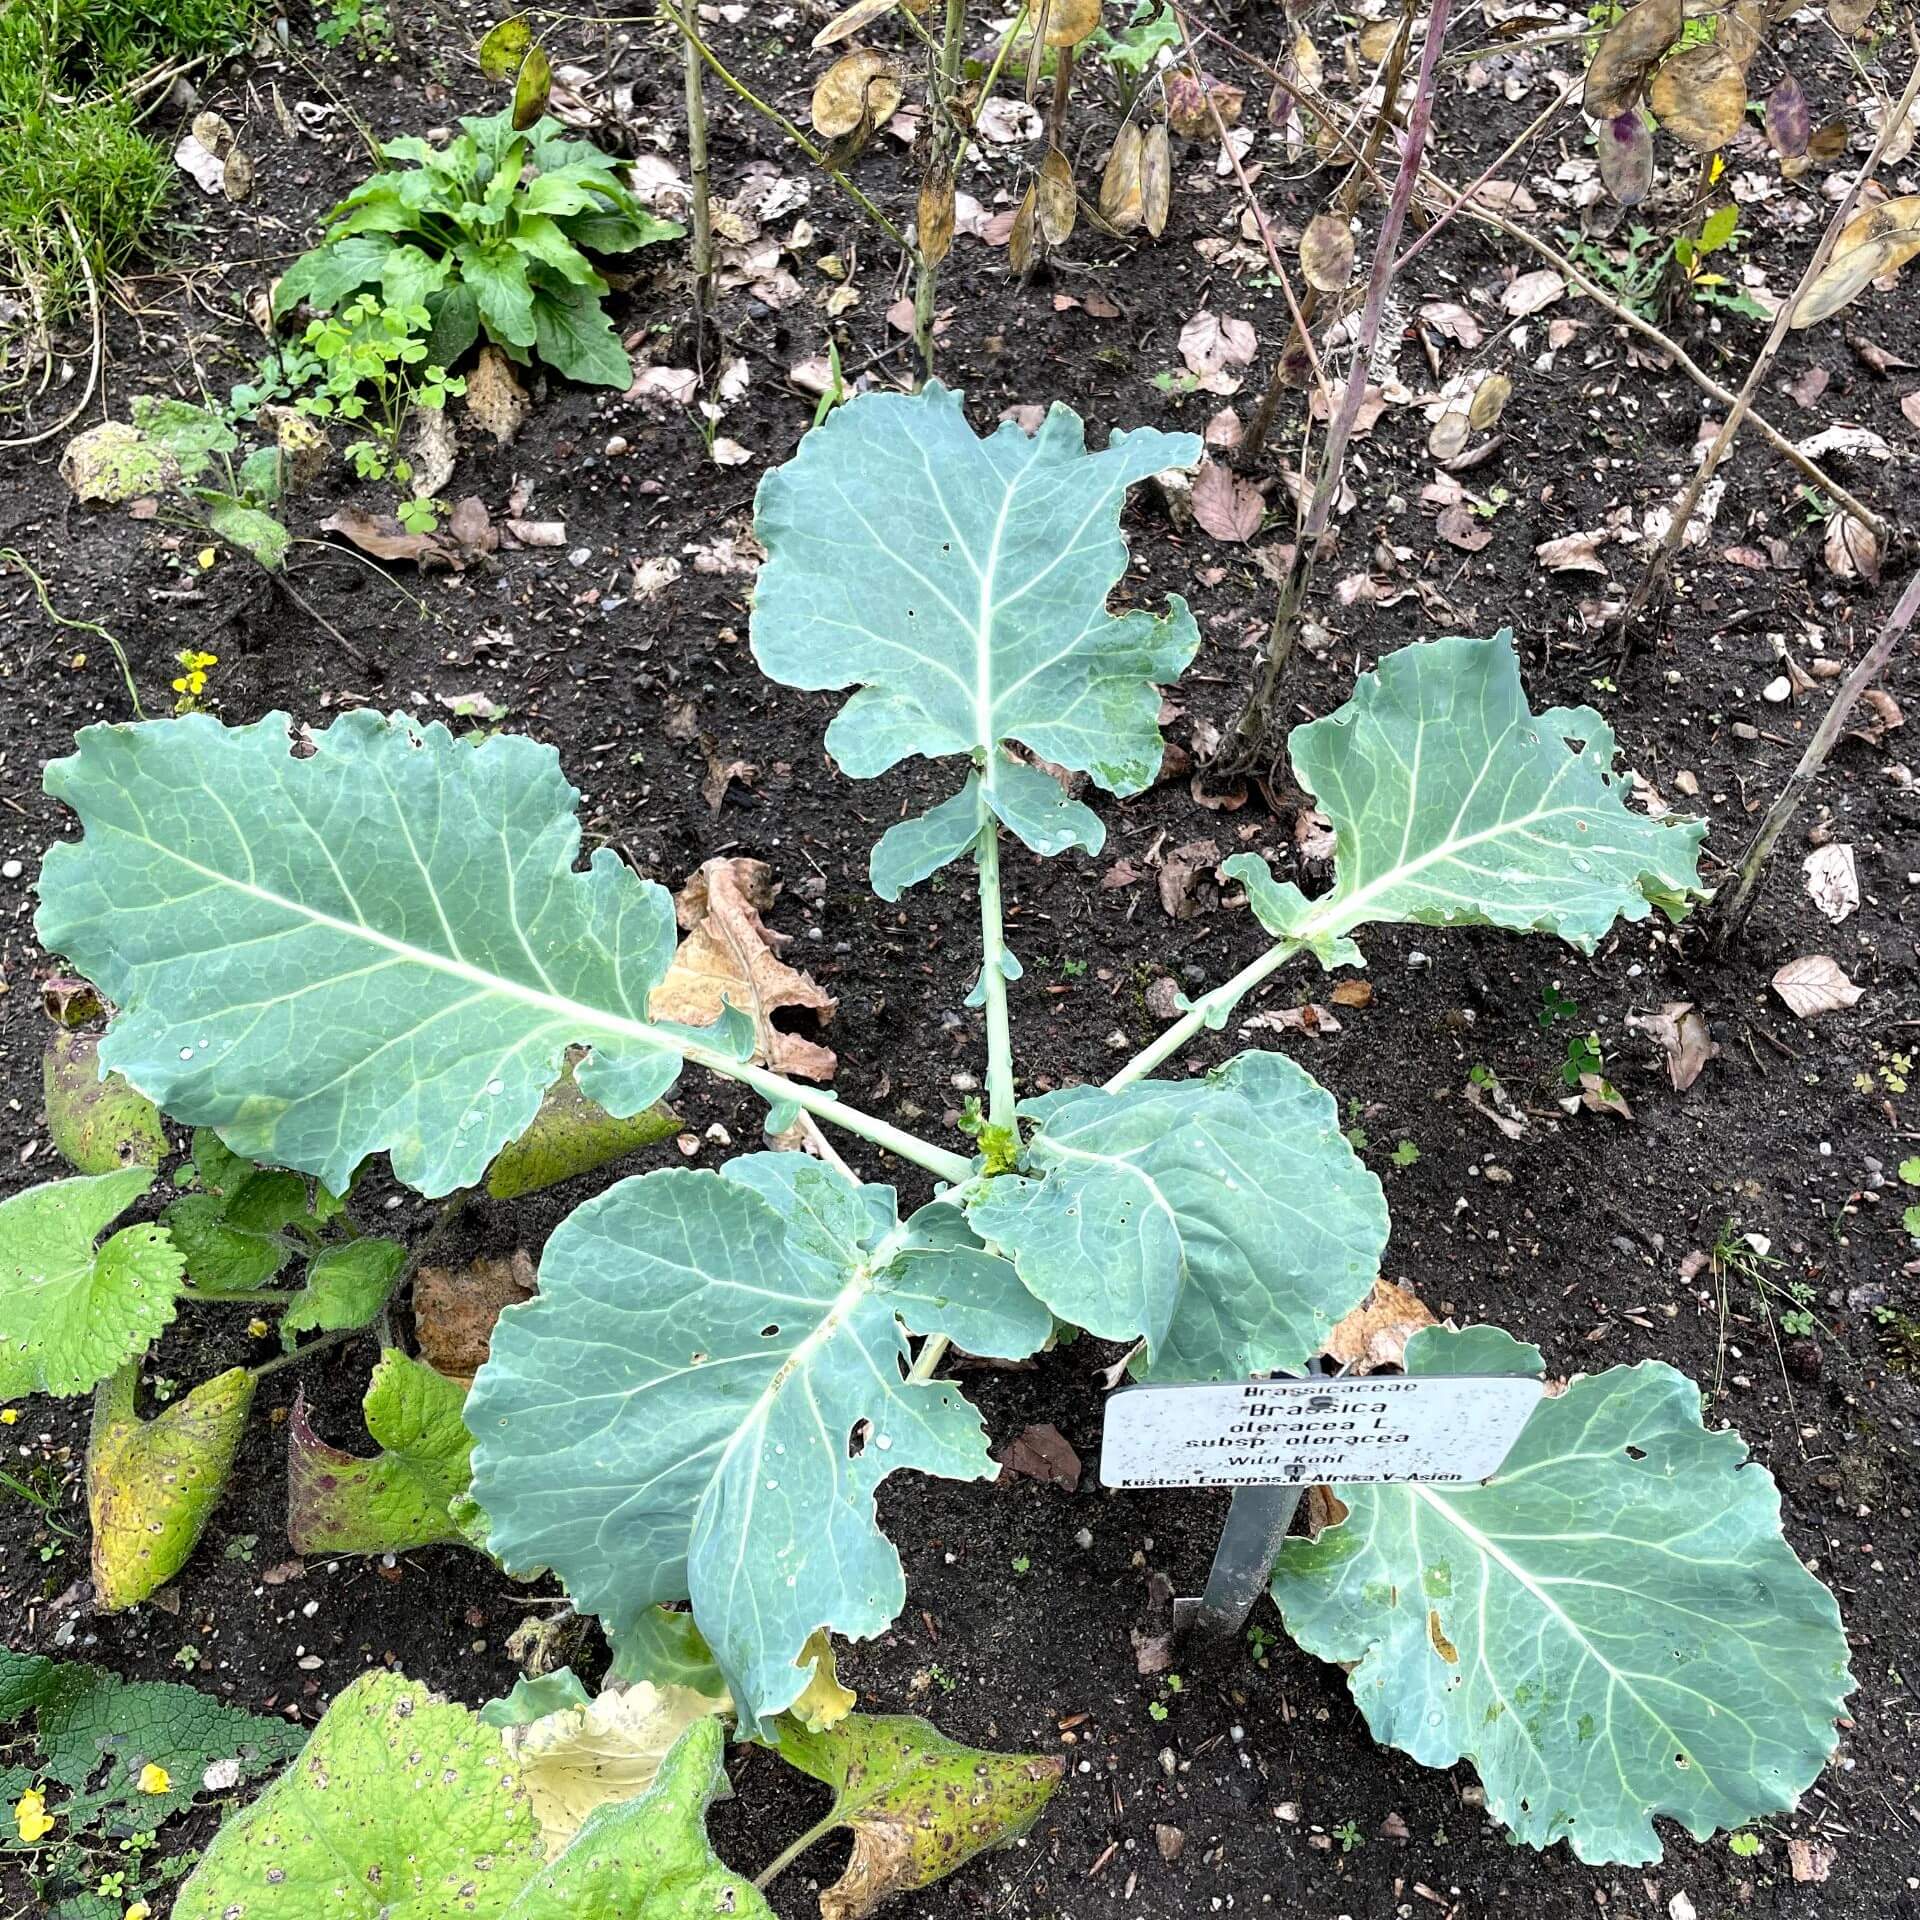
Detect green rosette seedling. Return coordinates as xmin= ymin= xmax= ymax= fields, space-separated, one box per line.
xmin=28 ymin=384 xmax=1853 ymax=1868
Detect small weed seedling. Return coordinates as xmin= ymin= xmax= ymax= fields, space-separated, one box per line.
xmin=11 ymin=387 xmax=1854 ymax=1904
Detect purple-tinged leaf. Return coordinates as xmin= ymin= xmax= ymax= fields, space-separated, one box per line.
xmin=1598 ymin=111 xmax=1654 ymax=207
xmin=1767 ymin=75 xmax=1811 ymax=158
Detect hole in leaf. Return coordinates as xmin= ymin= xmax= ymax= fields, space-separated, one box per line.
xmin=847 ymin=1420 xmax=871 ymax=1460
xmin=1624 ymin=1445 xmax=1646 ymax=1460
xmin=760 ymin=1324 xmax=780 ymax=1338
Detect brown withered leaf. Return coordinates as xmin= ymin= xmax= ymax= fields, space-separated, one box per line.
xmin=994 ymin=1423 xmax=1082 ymax=1491
xmin=414 ymin=1251 xmax=536 ymax=1384
xmin=465 ymin=345 xmax=529 ymax=444
xmin=1036 ymin=144 xmax=1077 ymax=247
xmin=811 ymin=49 xmax=902 ymax=140
xmin=651 ymin=857 xmax=837 ymax=1081
xmin=701 ymin=745 xmax=758 ymax=812
xmin=1009 ymin=182 xmax=1038 ymax=274
xmin=1164 ymin=70 xmax=1241 ymax=137
xmin=321 ymin=498 xmax=497 ymax=570
xmin=1771 ymin=954 xmax=1864 ymax=1020
xmin=1157 ymin=837 xmax=1219 ymax=919
xmin=917 ymin=162 xmax=955 ymax=269
xmin=1827 ymin=0 xmax=1876 ymax=35
xmin=1191 ymin=459 xmax=1264 ymax=543
xmin=1625 ymin=1000 xmax=1716 ymax=1091
xmin=1648 ymin=42 xmax=1747 ymax=152
xmin=1299 ymin=211 xmax=1353 ymax=291
xmin=1043 ymin=0 xmax=1101 ymax=45
xmin=1330 ymin=979 xmax=1372 ymax=1009
xmin=1141 ymin=121 xmax=1171 ymax=237
xmin=1792 ymin=194 xmax=1920 ymax=329
xmin=1098 ymin=121 xmax=1144 ymax=233
xmin=1582 ymin=0 xmax=1682 ymax=119
xmin=1323 ymin=1279 xmax=1438 ymax=1374
xmin=1436 ymin=502 xmax=1492 ymax=551
xmin=813 ymin=0 xmax=902 ymax=50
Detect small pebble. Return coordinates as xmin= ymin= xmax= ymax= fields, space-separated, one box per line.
xmin=1763 ymin=675 xmax=1792 ymax=703
xmin=0 ymin=859 xmax=21 ymax=880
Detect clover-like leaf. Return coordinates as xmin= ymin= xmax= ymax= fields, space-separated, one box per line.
xmin=751 ymin=384 xmax=1200 ymax=891
xmin=173 ymin=1673 xmax=768 ymax=1920
xmin=90 ymin=1363 xmax=256 ymax=1610
xmin=966 ymin=1050 xmax=1384 ymax=1378
xmin=287 ymin=1349 xmax=475 ymax=1555
xmin=0 ymin=1168 xmax=185 ymax=1400
xmin=37 ymin=709 xmax=746 ymax=1199
xmin=1271 ymin=1325 xmax=1854 ymax=1866
xmin=1222 ymin=632 xmax=1706 ymax=964
xmin=769 ymin=1711 xmax=1064 ymax=1920
xmin=468 ymin=1154 xmax=1050 ymax=1732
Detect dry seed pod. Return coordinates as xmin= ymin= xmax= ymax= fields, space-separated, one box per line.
xmin=1648 ymin=42 xmax=1746 ymax=151
xmin=1357 ymin=18 xmax=1398 ymax=62
xmin=1468 ymin=373 xmax=1513 ymax=432
xmin=1044 ymin=0 xmax=1102 ymax=46
xmin=1791 ymin=193 xmax=1920 ymax=328
xmin=1828 ymin=0 xmax=1877 ymax=33
xmin=1597 ymin=109 xmax=1654 ymax=205
xmin=1428 ymin=408 xmax=1472 ymax=463
xmin=1036 ymin=146 xmax=1077 ymax=248
xmin=1141 ymin=121 xmax=1171 ymax=238
xmin=1299 ymin=212 xmax=1354 ymax=291
xmin=1765 ymin=75 xmax=1810 ymax=157
xmin=1582 ymin=0 xmax=1681 ymax=119
xmin=918 ymin=162 xmax=956 ymax=269
xmin=1009 ymin=182 xmax=1038 ymax=274
xmin=1099 ymin=120 xmax=1145 ymax=233
xmin=812 ymin=0 xmax=901 ymax=50
xmin=221 ymin=147 xmax=255 ymax=203
xmin=811 ymin=48 xmax=903 ymax=138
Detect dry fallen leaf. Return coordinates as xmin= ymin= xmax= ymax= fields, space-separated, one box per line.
xmin=995 ymin=1423 xmax=1082 ymax=1491
xmin=1535 ymin=528 xmax=1610 ymax=573
xmin=1625 ymin=1001 xmax=1717 ymax=1091
xmin=1501 ymin=268 xmax=1565 ymax=317
xmin=413 ymin=1252 xmax=535 ymax=1384
xmin=1179 ymin=309 xmax=1257 ymax=377
xmin=1788 ymin=1837 xmax=1836 ymax=1883
xmin=651 ymin=857 xmax=837 ymax=1081
xmin=1191 ymin=459 xmax=1265 ymax=543
xmin=1241 ymin=1002 xmax=1342 ymax=1038
xmin=465 ymin=347 xmax=529 ymax=444
xmin=1802 ymin=842 xmax=1860 ymax=923
xmin=321 ymin=498 xmax=497 ymax=569
xmin=1323 ymin=1279 xmax=1438 ymax=1373
xmin=1771 ymin=955 xmax=1864 ymax=1020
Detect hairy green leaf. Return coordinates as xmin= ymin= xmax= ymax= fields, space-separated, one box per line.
xmin=752 ymin=385 xmax=1198 ymax=890
xmin=769 ymin=1711 xmax=1064 ymax=1920
xmin=278 ymin=1235 xmax=406 ymax=1344
xmin=469 ymin=1154 xmax=1049 ymax=1732
xmin=89 ymin=1363 xmax=255 ymax=1610
xmin=287 ymin=1349 xmax=474 ymax=1554
xmin=37 ymin=709 xmax=740 ymax=1198
xmin=0 ymin=1169 xmax=184 ymax=1399
xmin=1223 ymin=633 xmax=1706 ymax=961
xmin=0 ymin=1645 xmax=305 ymax=1830
xmin=1271 ymin=1325 xmax=1853 ymax=1865
xmin=173 ymin=1674 xmax=767 ymax=1920
xmin=967 ymin=1050 xmax=1383 ymax=1377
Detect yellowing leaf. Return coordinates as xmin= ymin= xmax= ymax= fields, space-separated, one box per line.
xmin=501 ymin=1681 xmax=731 ymax=1855
xmin=1299 ymin=211 xmax=1354 ymax=291
xmin=1043 ymin=0 xmax=1101 ymax=45
xmin=789 ymin=1628 xmax=856 ymax=1732
xmin=14 ymin=1787 xmax=54 ymax=1843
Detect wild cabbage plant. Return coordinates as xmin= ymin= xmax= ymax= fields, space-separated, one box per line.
xmin=26 ymin=385 xmax=1851 ymax=1867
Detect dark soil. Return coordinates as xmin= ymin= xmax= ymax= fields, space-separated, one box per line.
xmin=3 ymin=4 xmax=1919 ymax=1918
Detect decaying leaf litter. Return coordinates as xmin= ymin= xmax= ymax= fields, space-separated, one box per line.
xmin=3 ymin=0 xmax=1920 ymax=1917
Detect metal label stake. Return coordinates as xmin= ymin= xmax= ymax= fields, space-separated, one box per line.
xmin=1173 ymin=1482 xmax=1304 ymax=1643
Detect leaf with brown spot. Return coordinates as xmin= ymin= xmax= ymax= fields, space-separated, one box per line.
xmin=413 ymin=1251 xmax=537 ymax=1382
xmin=768 ymin=1711 xmax=1064 ymax=1920
xmin=1299 ymin=212 xmax=1354 ymax=291
xmin=650 ymin=858 xmax=837 ymax=1082
xmin=1323 ymin=1278 xmax=1437 ymax=1373
xmin=1043 ymin=0 xmax=1102 ymax=45
xmin=1648 ymin=42 xmax=1747 ymax=152
xmin=1582 ymin=0 xmax=1682 ymax=119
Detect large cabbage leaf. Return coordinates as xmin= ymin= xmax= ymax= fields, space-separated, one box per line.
xmin=468 ymin=1154 xmax=1050 ymax=1732
xmin=1222 ymin=633 xmax=1707 ymax=962
xmin=966 ymin=1050 xmax=1384 ymax=1377
xmin=751 ymin=384 xmax=1200 ymax=891
xmin=36 ymin=710 xmax=742 ymax=1198
xmin=1271 ymin=1326 xmax=1853 ymax=1865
